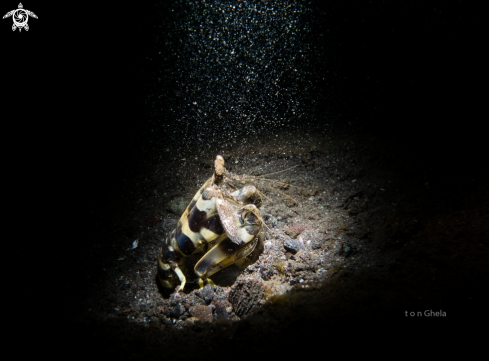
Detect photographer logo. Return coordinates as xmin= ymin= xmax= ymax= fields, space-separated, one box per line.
xmin=3 ymin=3 xmax=38 ymax=32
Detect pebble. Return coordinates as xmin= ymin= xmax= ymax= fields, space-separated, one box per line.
xmin=311 ymin=240 xmax=322 ymax=250
xmin=214 ymin=306 xmax=229 ymax=321
xmin=169 ymin=303 xmax=185 ymax=318
xmin=229 ymin=277 xmax=266 ymax=318
xmin=189 ymin=305 xmax=213 ymax=323
xmin=284 ymin=238 xmax=305 ymax=254
xmin=201 ymin=284 xmax=215 ymax=304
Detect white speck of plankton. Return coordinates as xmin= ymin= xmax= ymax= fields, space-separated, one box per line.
xmin=131 ymin=239 xmax=139 ymax=249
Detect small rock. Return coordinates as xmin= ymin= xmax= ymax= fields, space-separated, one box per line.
xmin=212 ymin=298 xmax=232 ymax=309
xmin=229 ymin=277 xmax=266 ymax=318
xmin=201 ymin=284 xmax=215 ymax=304
xmin=189 ymin=305 xmax=213 ymax=323
xmin=285 ymin=229 xmax=298 ymax=239
xmin=169 ymin=303 xmax=185 ymax=319
xmin=284 ymin=238 xmax=305 ymax=254
xmin=311 ymin=240 xmax=322 ymax=250
xmin=214 ymin=306 xmax=229 ymax=321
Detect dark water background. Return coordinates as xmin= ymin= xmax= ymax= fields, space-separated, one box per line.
xmin=93 ymin=0 xmax=480 ymax=176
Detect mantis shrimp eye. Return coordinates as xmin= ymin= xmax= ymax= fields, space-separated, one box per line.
xmin=243 ymin=209 xmax=259 ymax=225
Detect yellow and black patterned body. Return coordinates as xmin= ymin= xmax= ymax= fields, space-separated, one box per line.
xmin=157 ymin=155 xmax=263 ymax=293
